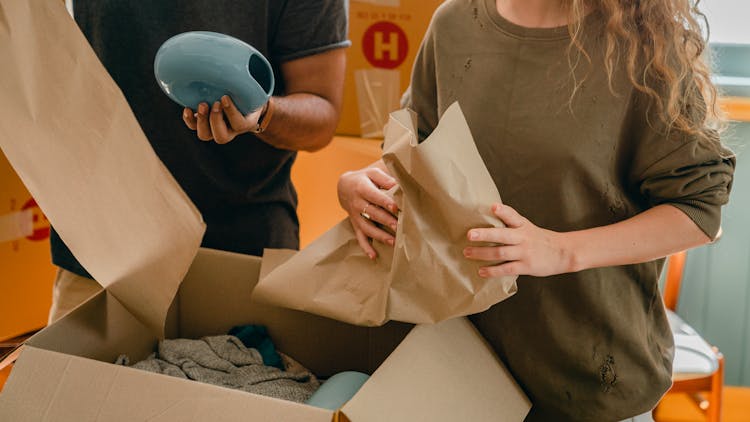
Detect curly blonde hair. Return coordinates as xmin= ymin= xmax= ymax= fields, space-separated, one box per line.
xmin=566 ymin=0 xmax=724 ymax=148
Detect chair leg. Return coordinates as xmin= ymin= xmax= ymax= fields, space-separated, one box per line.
xmin=690 ymin=393 xmax=709 ymax=411
xmin=706 ymin=350 xmax=724 ymax=422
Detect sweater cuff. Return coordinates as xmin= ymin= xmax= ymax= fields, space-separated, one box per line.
xmin=667 ymin=201 xmax=722 ymax=240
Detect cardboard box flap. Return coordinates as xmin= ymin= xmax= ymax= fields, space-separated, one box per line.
xmin=0 ymin=347 xmax=334 ymax=422
xmin=0 ymin=1 xmax=205 ymax=336
xmin=340 ymin=318 xmax=531 ymax=422
xmin=25 ymin=290 xmax=157 ymax=365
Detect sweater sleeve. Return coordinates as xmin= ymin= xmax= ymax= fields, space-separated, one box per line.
xmin=628 ymin=88 xmax=735 ymax=240
xmin=403 ymin=10 xmax=440 ymax=142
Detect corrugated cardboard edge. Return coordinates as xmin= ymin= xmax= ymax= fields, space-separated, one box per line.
xmin=0 ymin=346 xmax=335 ymax=422
xmin=0 ymin=346 xmax=23 ymax=373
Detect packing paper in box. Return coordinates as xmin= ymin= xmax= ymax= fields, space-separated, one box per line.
xmin=0 ymin=1 xmax=205 ymax=336
xmin=254 ymin=103 xmax=517 ymax=326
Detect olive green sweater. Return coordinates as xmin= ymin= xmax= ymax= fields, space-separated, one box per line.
xmin=405 ymin=0 xmax=735 ymax=420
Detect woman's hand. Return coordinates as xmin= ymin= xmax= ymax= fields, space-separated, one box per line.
xmin=463 ymin=203 xmax=573 ymax=277
xmin=337 ymin=165 xmax=400 ymax=259
xmin=183 ymin=95 xmax=265 ymax=144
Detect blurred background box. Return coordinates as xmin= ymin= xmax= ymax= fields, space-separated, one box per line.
xmin=0 ymin=151 xmax=55 ymax=342
xmin=337 ymin=0 xmax=444 ymax=138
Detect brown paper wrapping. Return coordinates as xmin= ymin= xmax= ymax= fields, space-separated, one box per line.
xmin=254 ymin=103 xmax=517 ymax=326
xmin=0 ymin=1 xmax=205 ymax=336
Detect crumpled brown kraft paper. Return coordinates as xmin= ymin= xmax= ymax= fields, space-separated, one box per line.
xmin=0 ymin=1 xmax=205 ymax=336
xmin=254 ymin=102 xmax=518 ymax=326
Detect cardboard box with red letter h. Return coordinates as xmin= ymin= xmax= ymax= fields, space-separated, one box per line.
xmin=337 ymin=0 xmax=444 ymax=138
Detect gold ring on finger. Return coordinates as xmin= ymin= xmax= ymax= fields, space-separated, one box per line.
xmin=360 ymin=204 xmax=371 ymax=220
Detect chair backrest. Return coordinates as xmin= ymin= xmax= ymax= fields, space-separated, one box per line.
xmin=663 ymin=250 xmax=688 ymax=311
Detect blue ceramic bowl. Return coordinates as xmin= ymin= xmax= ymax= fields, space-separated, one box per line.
xmin=154 ymin=31 xmax=274 ymax=115
xmin=305 ymin=371 xmax=370 ymax=410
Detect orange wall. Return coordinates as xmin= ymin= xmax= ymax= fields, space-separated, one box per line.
xmin=720 ymin=97 xmax=750 ymax=122
xmin=292 ymin=136 xmax=382 ymax=247
xmin=0 ymin=152 xmax=56 ymax=342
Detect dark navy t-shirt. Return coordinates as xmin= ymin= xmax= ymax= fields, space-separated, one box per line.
xmin=51 ymin=0 xmax=350 ymax=278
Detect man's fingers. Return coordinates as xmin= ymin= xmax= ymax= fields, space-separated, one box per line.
xmin=196 ymin=103 xmax=213 ymax=141
xmin=220 ymin=95 xmax=250 ymax=132
xmin=183 ymin=108 xmax=197 ymax=130
xmin=209 ymin=101 xmax=235 ymax=144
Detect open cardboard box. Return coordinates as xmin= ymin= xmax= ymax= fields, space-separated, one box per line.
xmin=0 ymin=248 xmax=530 ymax=421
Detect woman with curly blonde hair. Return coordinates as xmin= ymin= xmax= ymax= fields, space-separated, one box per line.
xmin=338 ymin=0 xmax=735 ymax=420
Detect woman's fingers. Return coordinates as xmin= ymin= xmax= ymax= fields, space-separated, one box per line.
xmin=492 ymin=203 xmax=525 ymax=228
xmin=467 ymin=227 xmax=521 ymax=244
xmin=366 ymin=167 xmax=398 ymax=191
xmin=359 ymin=201 xmax=398 ymax=231
xmin=465 ymin=204 xmax=568 ymax=277
xmin=354 ymin=227 xmax=378 ymax=260
xmin=348 ymin=170 xmax=399 ymax=230
xmin=353 ymin=216 xmax=394 ymax=260
xmin=463 ymin=245 xmax=522 ymax=262
xmin=478 ymin=261 xmax=525 ymax=278
xmin=464 ymin=204 xmax=526 ymax=277
xmin=355 ymin=211 xmax=395 ymax=246
xmin=365 ymin=169 xmax=399 ymax=214
xmin=466 ymin=205 xmax=525 ymax=243
xmin=338 ymin=165 xmax=400 ymax=259
xmin=357 ymin=182 xmax=399 ymax=218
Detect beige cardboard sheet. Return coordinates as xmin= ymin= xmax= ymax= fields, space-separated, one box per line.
xmin=255 ymin=103 xmax=517 ymax=326
xmin=341 ymin=318 xmax=531 ymax=421
xmin=0 ymin=1 xmax=205 ymax=336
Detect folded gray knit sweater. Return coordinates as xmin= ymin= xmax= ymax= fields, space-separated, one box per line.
xmin=117 ymin=335 xmax=319 ymax=403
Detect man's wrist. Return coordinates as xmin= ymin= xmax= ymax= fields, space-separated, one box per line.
xmin=252 ymin=97 xmax=274 ymax=134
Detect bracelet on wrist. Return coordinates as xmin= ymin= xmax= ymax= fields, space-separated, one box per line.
xmin=252 ymin=97 xmax=274 ymax=134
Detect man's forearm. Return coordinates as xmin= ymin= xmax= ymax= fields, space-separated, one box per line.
xmin=256 ymin=92 xmax=339 ymax=152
